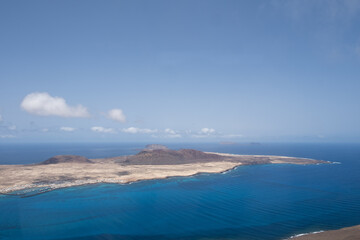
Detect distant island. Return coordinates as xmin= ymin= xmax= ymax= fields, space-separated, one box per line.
xmin=0 ymin=145 xmax=328 ymax=196
xmin=143 ymin=144 xmax=170 ymax=150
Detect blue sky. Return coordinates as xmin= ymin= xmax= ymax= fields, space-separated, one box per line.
xmin=0 ymin=0 xmax=360 ymax=143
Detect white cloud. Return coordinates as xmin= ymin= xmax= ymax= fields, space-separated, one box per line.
xmin=0 ymin=134 xmax=15 ymax=138
xmin=0 ymin=114 xmax=2 ymax=122
xmin=149 ymin=128 xmax=182 ymax=138
xmin=8 ymin=125 xmax=16 ymax=130
xmin=42 ymin=128 xmax=49 ymax=132
xmin=91 ymin=126 xmax=115 ymax=133
xmin=191 ymin=128 xmax=217 ymax=138
xmin=21 ymin=92 xmax=90 ymax=118
xmin=60 ymin=127 xmax=76 ymax=132
xmin=108 ymin=109 xmax=126 ymax=123
xmin=200 ymin=128 xmax=216 ymax=134
xmin=164 ymin=128 xmax=176 ymax=135
xmin=163 ymin=128 xmax=182 ymax=138
xmin=122 ymin=127 xmax=158 ymax=134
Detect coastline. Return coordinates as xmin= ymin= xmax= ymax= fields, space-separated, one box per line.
xmin=0 ymin=161 xmax=242 ymax=195
xmin=0 ymin=146 xmax=357 ymax=240
xmin=287 ymin=225 xmax=360 ymax=240
xmin=0 ymin=151 xmax=326 ymax=196
xmin=206 ymin=152 xmax=329 ymax=164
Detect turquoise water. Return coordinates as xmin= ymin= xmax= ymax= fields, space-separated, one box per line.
xmin=0 ymin=143 xmax=360 ymax=239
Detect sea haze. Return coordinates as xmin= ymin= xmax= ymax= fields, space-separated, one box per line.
xmin=0 ymin=143 xmax=360 ymax=240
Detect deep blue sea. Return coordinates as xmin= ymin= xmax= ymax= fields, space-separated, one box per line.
xmin=0 ymin=142 xmax=360 ymax=240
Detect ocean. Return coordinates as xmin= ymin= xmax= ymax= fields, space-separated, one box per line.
xmin=0 ymin=142 xmax=359 ymax=240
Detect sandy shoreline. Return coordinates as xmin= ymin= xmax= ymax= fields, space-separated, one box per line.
xmin=206 ymin=152 xmax=321 ymax=164
xmin=287 ymin=225 xmax=360 ymax=240
xmin=0 ymin=161 xmax=242 ymax=195
xmin=0 ymin=151 xmax=326 ymax=196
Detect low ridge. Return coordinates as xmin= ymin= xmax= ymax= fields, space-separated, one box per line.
xmin=40 ymin=155 xmax=92 ymax=165
xmin=121 ymin=149 xmax=226 ymax=165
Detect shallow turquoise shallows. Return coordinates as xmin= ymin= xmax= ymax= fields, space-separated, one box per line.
xmin=1 ymin=143 xmax=360 ymax=240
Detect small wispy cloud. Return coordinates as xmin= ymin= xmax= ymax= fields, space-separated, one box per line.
xmin=0 ymin=114 xmax=2 ymax=122
xmin=121 ymin=127 xmax=158 ymax=134
xmin=42 ymin=128 xmax=49 ymax=132
xmin=200 ymin=128 xmax=216 ymax=134
xmin=191 ymin=134 xmax=210 ymax=138
xmin=108 ymin=109 xmax=126 ymax=123
xmin=60 ymin=127 xmax=76 ymax=132
xmin=152 ymin=128 xmax=236 ymax=139
xmin=163 ymin=128 xmax=182 ymax=138
xmin=0 ymin=134 xmax=15 ymax=139
xmin=164 ymin=128 xmax=176 ymax=135
xmin=91 ymin=126 xmax=116 ymax=133
xmin=21 ymin=92 xmax=90 ymax=118
xmin=8 ymin=125 xmax=16 ymax=130
xmin=185 ymin=129 xmax=192 ymax=134
xmin=191 ymin=128 xmax=217 ymax=138
xmin=221 ymin=134 xmax=244 ymax=138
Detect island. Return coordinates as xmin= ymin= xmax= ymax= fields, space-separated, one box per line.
xmin=0 ymin=145 xmax=327 ymax=196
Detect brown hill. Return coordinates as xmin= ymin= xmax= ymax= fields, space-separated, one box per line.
xmin=119 ymin=149 xmax=227 ymax=165
xmin=40 ymin=155 xmax=92 ymax=165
